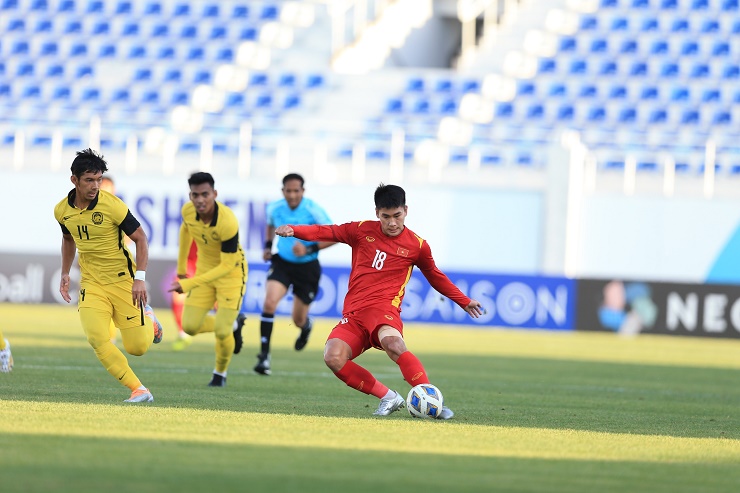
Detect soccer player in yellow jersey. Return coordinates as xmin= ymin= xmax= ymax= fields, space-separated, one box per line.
xmin=0 ymin=331 xmax=13 ymax=373
xmin=54 ymin=149 xmax=164 ymax=403
xmin=169 ymin=172 xmax=247 ymax=387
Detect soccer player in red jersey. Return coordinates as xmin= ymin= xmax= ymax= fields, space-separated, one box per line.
xmin=275 ymin=184 xmax=484 ymax=419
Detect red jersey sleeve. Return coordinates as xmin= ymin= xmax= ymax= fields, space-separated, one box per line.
xmin=291 ymin=222 xmax=359 ymax=246
xmin=415 ymin=240 xmax=472 ymax=309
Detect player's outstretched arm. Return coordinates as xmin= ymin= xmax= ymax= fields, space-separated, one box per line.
xmin=275 ymin=225 xmax=295 ymax=237
xmin=464 ymin=299 xmax=485 ymax=318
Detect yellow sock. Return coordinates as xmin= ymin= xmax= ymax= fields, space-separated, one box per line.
xmin=214 ymin=308 xmax=238 ymax=373
xmin=93 ymin=341 xmax=142 ymax=390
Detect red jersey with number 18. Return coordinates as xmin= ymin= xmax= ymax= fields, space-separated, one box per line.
xmin=290 ymin=221 xmax=471 ymax=315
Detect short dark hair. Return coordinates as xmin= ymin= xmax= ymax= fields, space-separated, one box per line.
xmin=71 ymin=148 xmax=108 ymax=178
xmin=374 ymin=183 xmax=406 ymax=209
xmin=188 ymin=172 xmax=215 ymax=188
xmin=282 ymin=173 xmax=304 ymax=188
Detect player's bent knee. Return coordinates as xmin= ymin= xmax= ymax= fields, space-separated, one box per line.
xmin=181 ymin=321 xmax=200 ymax=336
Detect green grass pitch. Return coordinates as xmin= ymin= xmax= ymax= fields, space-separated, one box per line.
xmin=1 ymin=303 xmax=739 ymax=492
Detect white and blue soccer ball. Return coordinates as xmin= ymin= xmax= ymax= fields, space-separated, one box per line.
xmin=406 ymin=384 xmax=444 ymax=419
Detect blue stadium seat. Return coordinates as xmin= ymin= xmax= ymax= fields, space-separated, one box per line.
xmin=680 ymin=40 xmax=699 ymax=56
xmin=134 ymin=68 xmax=152 ymax=82
xmin=608 ymin=84 xmax=627 ymax=99
xmin=610 ymin=16 xmax=629 ymax=31
xmin=232 ymin=5 xmax=249 ymax=18
xmin=722 ymin=64 xmax=739 ymax=78
xmin=249 ymin=73 xmax=268 ymax=86
xmin=712 ymin=41 xmax=730 ymax=56
xmin=172 ymin=2 xmax=191 ymax=17
xmin=548 ymin=82 xmax=567 ymax=97
xmin=559 ymin=37 xmax=577 ymax=52
xmin=439 ymin=98 xmax=457 ymax=115
xmin=255 ymin=93 xmax=273 ymax=109
xmin=209 ymin=26 xmax=227 ymax=40
xmin=40 ymin=41 xmax=58 ymax=57
xmin=144 ymin=1 xmax=162 ymax=15
xmin=127 ymin=45 xmax=147 ymax=59
xmin=618 ymin=107 xmax=637 ymax=123
xmin=97 ymin=43 xmax=116 ymax=58
xmin=110 ymin=88 xmax=130 ymax=104
xmin=406 ymin=78 xmax=424 ymax=92
xmin=58 ymin=0 xmax=75 ymax=12
xmin=412 ymin=98 xmax=430 ymax=114
xmin=150 ymin=23 xmax=169 ymax=38
xmin=701 ymin=88 xmax=721 ymax=102
xmin=670 ymin=86 xmax=690 ymax=101
xmin=385 ymin=98 xmax=403 ymax=114
xmin=201 ymin=3 xmax=219 ymax=18
xmin=156 ymin=45 xmax=175 ymax=60
xmin=1 ymin=0 xmax=17 ymax=10
xmin=45 ymin=64 xmax=64 ymax=78
xmin=92 ymin=20 xmax=110 ymax=35
xmin=193 ymin=70 xmax=211 ymax=84
xmin=435 ymin=79 xmax=453 ymax=93
xmin=589 ymin=38 xmax=608 ymax=53
xmin=180 ymin=24 xmax=198 ymax=39
xmin=16 ymin=62 xmax=34 ymax=77
xmin=579 ymin=83 xmax=598 ymax=98
xmin=260 ymin=4 xmax=279 ymax=20
xmin=65 ymin=20 xmax=82 ymax=34
xmin=115 ymin=0 xmax=132 ymax=14
xmin=75 ymin=64 xmax=93 ymax=78
xmin=723 ymin=0 xmax=739 ymax=10
xmin=11 ymin=40 xmax=29 ymax=55
xmin=69 ymin=42 xmax=88 ymax=58
xmin=712 ymin=109 xmax=731 ymax=124
xmin=238 ymin=27 xmax=257 ymax=40
xmin=52 ymin=85 xmax=71 ymax=101
xmin=121 ymin=21 xmax=139 ymax=37
xmin=86 ymin=0 xmax=104 ymax=14
xmin=619 ymin=39 xmax=638 ymax=54
xmin=216 ymin=47 xmax=233 ymax=62
xmin=305 ymin=74 xmax=325 ymax=89
xmin=186 ymin=47 xmax=204 ymax=61
xmin=461 ymin=80 xmax=480 ymax=93
xmin=283 ymin=94 xmax=301 ymax=110
xmin=690 ymin=63 xmax=710 ymax=78
xmin=701 ymin=19 xmax=720 ymax=33
xmin=691 ymin=0 xmax=709 ymax=9
xmin=7 ymin=17 xmax=25 ymax=32
xmin=278 ymin=73 xmax=296 ymax=88
xmin=163 ymin=68 xmax=182 ymax=83
xmin=31 ymin=0 xmax=49 ymax=11
xmin=580 ymin=15 xmax=598 ymax=30
xmin=569 ymin=59 xmax=588 ymax=75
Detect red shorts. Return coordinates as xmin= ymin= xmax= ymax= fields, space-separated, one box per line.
xmin=327 ymin=306 xmax=404 ymax=359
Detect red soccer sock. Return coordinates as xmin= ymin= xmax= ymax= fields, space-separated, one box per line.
xmin=396 ymin=351 xmax=430 ymax=386
xmin=335 ymin=360 xmax=388 ymax=398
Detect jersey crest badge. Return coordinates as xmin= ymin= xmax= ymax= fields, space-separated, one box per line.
xmin=92 ymin=212 xmax=104 ymax=225
xmin=397 ymin=247 xmax=409 ymax=257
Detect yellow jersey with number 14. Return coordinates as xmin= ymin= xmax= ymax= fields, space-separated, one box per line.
xmin=54 ymin=189 xmax=141 ymax=285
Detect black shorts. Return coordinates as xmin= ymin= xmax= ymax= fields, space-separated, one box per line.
xmin=267 ymin=254 xmax=322 ymax=305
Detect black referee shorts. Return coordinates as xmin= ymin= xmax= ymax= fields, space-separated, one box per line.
xmin=267 ymin=254 xmax=322 ymax=305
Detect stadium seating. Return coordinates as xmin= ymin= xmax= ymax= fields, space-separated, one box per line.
xmin=0 ymin=0 xmax=325 ymax=153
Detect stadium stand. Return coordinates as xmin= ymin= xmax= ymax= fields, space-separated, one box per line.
xmin=1 ymin=0 xmax=739 ymax=186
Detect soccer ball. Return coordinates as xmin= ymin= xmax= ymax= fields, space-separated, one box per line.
xmin=406 ymin=384 xmax=444 ymax=419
